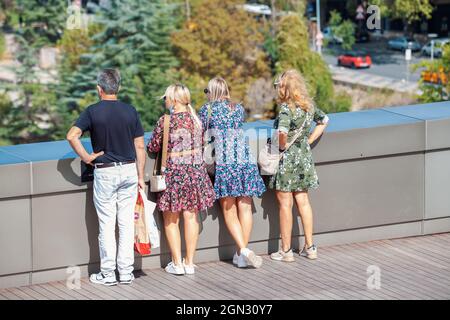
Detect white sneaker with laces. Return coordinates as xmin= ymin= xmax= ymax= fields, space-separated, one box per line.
xmin=119 ymin=273 xmax=135 ymax=284
xmin=300 ymin=244 xmax=318 ymax=260
xmin=165 ymin=261 xmax=185 ymax=275
xmin=240 ymin=248 xmax=262 ymax=268
xmin=182 ymin=259 xmax=196 ymax=275
xmin=89 ymin=272 xmax=118 ymax=286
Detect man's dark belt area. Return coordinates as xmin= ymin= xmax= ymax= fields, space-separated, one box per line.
xmin=94 ymin=160 xmax=135 ymax=169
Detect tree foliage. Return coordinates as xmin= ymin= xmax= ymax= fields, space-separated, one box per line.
xmin=171 ymin=0 xmax=271 ymax=108
xmin=329 ymin=10 xmax=355 ymax=51
xmin=58 ymin=0 xmax=179 ymax=133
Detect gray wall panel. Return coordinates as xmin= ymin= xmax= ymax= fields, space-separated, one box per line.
xmin=425 ymin=150 xmax=450 ymax=219
xmin=311 ymin=154 xmax=424 ymax=233
xmin=426 ymin=118 xmax=450 ymax=150
xmin=32 ymin=192 xmax=99 ymax=270
xmin=0 ymin=198 xmax=32 ymax=275
xmin=313 ymin=122 xmax=425 ymax=164
xmin=0 ymin=163 xmax=31 ymax=198
xmin=32 ymin=159 xmax=91 ymax=195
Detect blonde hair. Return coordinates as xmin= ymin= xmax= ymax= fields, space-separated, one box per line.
xmin=275 ymin=69 xmax=314 ymax=112
xmin=163 ymin=83 xmax=202 ymax=128
xmin=207 ymin=77 xmax=231 ymax=102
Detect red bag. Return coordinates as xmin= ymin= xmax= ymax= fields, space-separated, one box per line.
xmin=134 ymin=190 xmax=151 ymax=255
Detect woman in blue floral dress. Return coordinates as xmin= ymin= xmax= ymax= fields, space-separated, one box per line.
xmin=199 ymin=77 xmax=266 ymax=269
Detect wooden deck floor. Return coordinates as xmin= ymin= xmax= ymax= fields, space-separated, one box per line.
xmin=1 ymin=233 xmax=449 ymax=300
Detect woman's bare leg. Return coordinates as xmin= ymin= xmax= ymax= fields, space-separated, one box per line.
xmin=183 ymin=210 xmax=199 ymax=266
xmin=163 ymin=211 xmax=182 ymax=265
xmin=220 ymin=197 xmax=246 ymax=253
xmin=276 ymin=191 xmax=294 ymax=251
xmin=294 ymin=191 xmax=314 ymax=248
xmin=237 ymin=196 xmax=253 ymax=247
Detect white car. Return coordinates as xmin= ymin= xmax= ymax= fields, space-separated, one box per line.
xmin=421 ymin=38 xmax=450 ymax=58
xmin=323 ymin=26 xmax=343 ymax=45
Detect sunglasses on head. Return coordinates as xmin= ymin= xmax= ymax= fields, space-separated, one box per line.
xmin=204 ymin=88 xmax=209 ymax=94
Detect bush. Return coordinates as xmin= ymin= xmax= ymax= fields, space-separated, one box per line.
xmin=0 ymin=31 xmax=5 ymax=58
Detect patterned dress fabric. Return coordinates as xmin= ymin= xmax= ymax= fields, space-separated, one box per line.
xmin=199 ymin=100 xmax=266 ymax=199
xmin=269 ymin=103 xmax=328 ymax=192
xmin=148 ymin=112 xmax=216 ymax=212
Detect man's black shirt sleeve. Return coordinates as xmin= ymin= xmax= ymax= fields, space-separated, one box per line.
xmin=134 ymin=110 xmax=145 ymax=138
xmin=74 ymin=108 xmax=91 ymax=133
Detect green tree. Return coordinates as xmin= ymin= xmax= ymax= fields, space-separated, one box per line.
xmin=14 ymin=0 xmax=68 ymax=47
xmin=275 ymin=13 xmax=350 ymax=113
xmin=171 ymin=0 xmax=271 ymax=108
xmin=392 ymin=0 xmax=433 ymax=33
xmin=58 ymin=0 xmax=179 ymax=133
xmin=329 ymin=10 xmax=355 ymax=51
xmin=0 ymin=35 xmax=59 ymax=144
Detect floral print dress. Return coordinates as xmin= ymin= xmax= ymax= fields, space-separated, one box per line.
xmin=199 ymin=100 xmax=266 ymax=199
xmin=148 ymin=112 xmax=216 ymax=212
xmin=269 ymin=103 xmax=329 ymax=192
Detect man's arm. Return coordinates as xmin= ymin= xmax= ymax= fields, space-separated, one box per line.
xmin=66 ymin=126 xmax=104 ymax=165
xmin=134 ymin=136 xmax=146 ymax=189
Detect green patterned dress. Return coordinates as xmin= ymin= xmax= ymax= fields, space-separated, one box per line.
xmin=268 ymin=103 xmax=329 ymax=192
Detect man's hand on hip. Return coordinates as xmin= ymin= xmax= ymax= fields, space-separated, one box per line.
xmin=82 ymin=151 xmax=104 ymax=165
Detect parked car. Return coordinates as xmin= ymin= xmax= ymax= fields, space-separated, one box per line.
xmin=323 ymin=26 xmax=343 ymax=44
xmin=387 ymin=37 xmax=421 ymax=51
xmin=421 ymin=38 xmax=450 ymax=58
xmin=337 ymin=51 xmax=372 ymax=69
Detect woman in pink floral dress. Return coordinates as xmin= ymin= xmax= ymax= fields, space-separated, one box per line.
xmin=148 ymin=84 xmax=215 ymax=276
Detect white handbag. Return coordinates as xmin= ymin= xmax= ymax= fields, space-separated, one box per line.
xmin=258 ymin=118 xmax=307 ymax=176
xmin=150 ymin=115 xmax=170 ymax=192
xmin=138 ymin=188 xmax=160 ymax=249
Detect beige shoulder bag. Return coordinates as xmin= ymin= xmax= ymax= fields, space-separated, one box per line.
xmin=150 ymin=115 xmax=170 ymax=192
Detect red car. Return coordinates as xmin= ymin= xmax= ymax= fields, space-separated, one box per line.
xmin=337 ymin=51 xmax=372 ymax=69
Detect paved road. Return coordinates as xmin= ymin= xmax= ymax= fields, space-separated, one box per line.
xmin=323 ymin=39 xmax=432 ymax=83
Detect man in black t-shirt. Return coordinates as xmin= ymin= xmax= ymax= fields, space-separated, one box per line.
xmin=67 ymin=69 xmax=145 ymax=286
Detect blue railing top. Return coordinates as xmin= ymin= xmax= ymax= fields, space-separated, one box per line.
xmin=0 ymin=101 xmax=449 ymax=165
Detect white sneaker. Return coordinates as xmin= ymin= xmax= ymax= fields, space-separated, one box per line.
xmin=232 ymin=252 xmax=248 ymax=268
xmin=89 ymin=272 xmax=118 ymax=286
xmin=270 ymin=249 xmax=295 ymax=262
xmin=240 ymin=248 xmax=262 ymax=268
xmin=165 ymin=261 xmax=185 ymax=275
xmin=300 ymin=244 xmax=318 ymax=260
xmin=233 ymin=252 xmax=239 ymax=265
xmin=182 ymin=259 xmax=196 ymax=275
xmin=119 ymin=273 xmax=135 ymax=284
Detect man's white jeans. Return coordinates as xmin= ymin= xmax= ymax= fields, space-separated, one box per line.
xmin=93 ymin=162 xmax=138 ymax=275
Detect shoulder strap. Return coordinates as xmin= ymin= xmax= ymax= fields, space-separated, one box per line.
xmin=161 ymin=114 xmax=170 ymax=172
xmin=284 ymin=116 xmax=308 ymax=151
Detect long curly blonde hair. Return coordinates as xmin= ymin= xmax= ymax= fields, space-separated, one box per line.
xmin=275 ymin=69 xmax=313 ymax=112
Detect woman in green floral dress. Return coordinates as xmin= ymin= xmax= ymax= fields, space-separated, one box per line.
xmin=269 ymin=69 xmax=329 ymax=262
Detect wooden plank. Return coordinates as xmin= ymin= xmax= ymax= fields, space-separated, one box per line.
xmin=325 ymin=244 xmax=424 ymax=299
xmin=206 ymin=261 xmax=270 ymax=300
xmin=341 ymin=242 xmax=446 ymax=299
xmin=137 ymin=271 xmax=183 ymax=300
xmin=316 ymin=246 xmax=400 ymax=300
xmin=375 ymin=240 xmax=450 ymax=287
xmin=5 ymin=287 xmax=32 ymax=300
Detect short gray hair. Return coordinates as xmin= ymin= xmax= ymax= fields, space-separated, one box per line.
xmin=97 ymin=69 xmax=121 ymax=94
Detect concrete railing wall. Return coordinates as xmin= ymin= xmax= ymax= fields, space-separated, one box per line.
xmin=1 ymin=101 xmax=450 ymax=288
